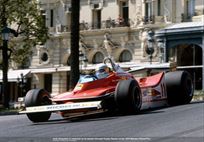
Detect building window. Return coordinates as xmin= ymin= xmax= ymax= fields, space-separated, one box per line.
xmin=144 ymin=1 xmax=153 ymax=23
xmin=187 ymin=0 xmax=195 ymax=17
xmin=40 ymin=10 xmax=46 ymax=27
xmin=157 ymin=0 xmax=161 ymax=16
xmin=65 ymin=4 xmax=72 ymax=31
xmin=119 ymin=50 xmax=132 ymax=62
xmin=118 ymin=1 xmax=129 ymax=26
xmin=185 ymin=0 xmax=195 ymax=21
xmin=92 ymin=10 xmax=101 ymax=29
xmin=92 ymin=52 xmax=104 ymax=64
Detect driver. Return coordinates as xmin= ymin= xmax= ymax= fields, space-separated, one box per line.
xmin=95 ymin=64 xmax=111 ymax=79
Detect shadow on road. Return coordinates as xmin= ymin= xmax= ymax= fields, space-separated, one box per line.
xmin=31 ymin=100 xmax=203 ymax=126
xmin=31 ymin=108 xmax=166 ymax=126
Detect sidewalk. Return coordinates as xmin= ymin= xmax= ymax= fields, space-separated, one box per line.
xmin=192 ymin=91 xmax=204 ymax=102
xmin=0 ymin=108 xmax=19 ymax=115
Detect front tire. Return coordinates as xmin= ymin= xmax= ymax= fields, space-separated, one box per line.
xmin=115 ymin=79 xmax=142 ymax=114
xmin=25 ymin=89 xmax=52 ymax=122
xmin=165 ymin=71 xmax=194 ymax=105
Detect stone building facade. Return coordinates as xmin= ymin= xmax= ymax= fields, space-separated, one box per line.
xmin=1 ymin=0 xmax=204 ymax=105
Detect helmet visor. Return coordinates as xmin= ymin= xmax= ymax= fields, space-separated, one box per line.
xmin=98 ymin=68 xmax=106 ymax=73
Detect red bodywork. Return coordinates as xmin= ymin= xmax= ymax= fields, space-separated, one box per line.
xmin=52 ymin=71 xmax=165 ymax=104
xmin=137 ymin=72 xmax=164 ymax=88
xmin=52 ymin=72 xmax=133 ymax=103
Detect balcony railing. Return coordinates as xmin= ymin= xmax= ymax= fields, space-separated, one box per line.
xmin=142 ymin=16 xmax=154 ymax=24
xmin=141 ymin=15 xmax=166 ymax=24
xmin=48 ymin=16 xmax=168 ymax=33
xmin=49 ymin=25 xmax=70 ymax=33
xmin=79 ymin=19 xmax=130 ymax=31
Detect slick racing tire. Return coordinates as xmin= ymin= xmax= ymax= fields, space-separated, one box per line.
xmin=25 ymin=89 xmax=52 ymax=122
xmin=165 ymin=71 xmax=194 ymax=106
xmin=115 ymin=79 xmax=142 ymax=114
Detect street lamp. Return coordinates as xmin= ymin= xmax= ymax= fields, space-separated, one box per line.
xmin=1 ymin=26 xmax=18 ymax=41
xmin=146 ymin=30 xmax=155 ymax=64
xmin=1 ymin=27 xmax=10 ymax=41
xmin=1 ymin=26 xmax=18 ymax=108
xmin=17 ymin=73 xmax=27 ymax=97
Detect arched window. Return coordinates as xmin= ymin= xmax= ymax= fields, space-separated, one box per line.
xmin=119 ymin=50 xmax=132 ymax=62
xmin=92 ymin=52 xmax=104 ymax=64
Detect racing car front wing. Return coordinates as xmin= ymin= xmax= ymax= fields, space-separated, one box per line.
xmin=19 ymin=101 xmax=102 ymax=114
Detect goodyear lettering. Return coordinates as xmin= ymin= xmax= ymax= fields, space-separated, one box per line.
xmin=47 ymin=105 xmax=71 ymax=110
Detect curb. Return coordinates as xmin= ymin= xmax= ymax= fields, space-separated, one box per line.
xmin=0 ymin=111 xmax=19 ymax=116
xmin=192 ymin=95 xmax=204 ymax=102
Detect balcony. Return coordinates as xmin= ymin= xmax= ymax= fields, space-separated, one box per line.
xmin=141 ymin=15 xmax=166 ymax=25
xmin=48 ymin=25 xmax=70 ymax=33
xmin=79 ymin=19 xmax=130 ymax=31
xmin=48 ymin=19 xmax=130 ymax=34
xmin=142 ymin=16 xmax=154 ymax=24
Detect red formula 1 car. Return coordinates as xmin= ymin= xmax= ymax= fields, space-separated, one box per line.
xmin=20 ymin=58 xmax=194 ymax=123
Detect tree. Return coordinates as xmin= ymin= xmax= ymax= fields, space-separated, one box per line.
xmin=0 ymin=0 xmax=48 ymax=108
xmin=1 ymin=0 xmax=48 ymax=67
xmin=70 ymin=0 xmax=80 ymax=89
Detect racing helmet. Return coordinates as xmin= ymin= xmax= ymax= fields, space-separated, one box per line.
xmin=95 ymin=64 xmax=110 ymax=79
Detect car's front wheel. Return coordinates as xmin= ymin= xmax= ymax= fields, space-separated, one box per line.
xmin=24 ymin=89 xmax=52 ymax=122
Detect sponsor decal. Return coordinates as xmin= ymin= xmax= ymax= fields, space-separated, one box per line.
xmin=21 ymin=101 xmax=101 ymax=113
xmin=75 ymin=84 xmax=83 ymax=90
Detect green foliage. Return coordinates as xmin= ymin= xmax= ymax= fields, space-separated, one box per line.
xmin=11 ymin=42 xmax=33 ymax=68
xmin=0 ymin=0 xmax=48 ymax=67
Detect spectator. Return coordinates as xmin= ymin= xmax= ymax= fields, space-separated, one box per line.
xmin=116 ymin=15 xmax=124 ymax=26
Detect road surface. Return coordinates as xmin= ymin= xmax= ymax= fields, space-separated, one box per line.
xmin=0 ymin=101 xmax=203 ymax=142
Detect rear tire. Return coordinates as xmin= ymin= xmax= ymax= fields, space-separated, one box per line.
xmin=115 ymin=79 xmax=142 ymax=114
xmin=165 ymin=71 xmax=194 ymax=105
xmin=25 ymin=89 xmax=52 ymax=122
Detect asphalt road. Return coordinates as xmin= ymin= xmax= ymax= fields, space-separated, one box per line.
xmin=0 ymin=101 xmax=203 ymax=142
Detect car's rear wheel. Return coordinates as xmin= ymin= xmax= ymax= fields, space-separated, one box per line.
xmin=24 ymin=89 xmax=52 ymax=122
xmin=165 ymin=71 xmax=194 ymax=105
xmin=115 ymin=79 xmax=142 ymax=114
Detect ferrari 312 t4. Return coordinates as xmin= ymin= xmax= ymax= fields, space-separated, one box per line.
xmin=20 ymin=57 xmax=194 ymax=123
